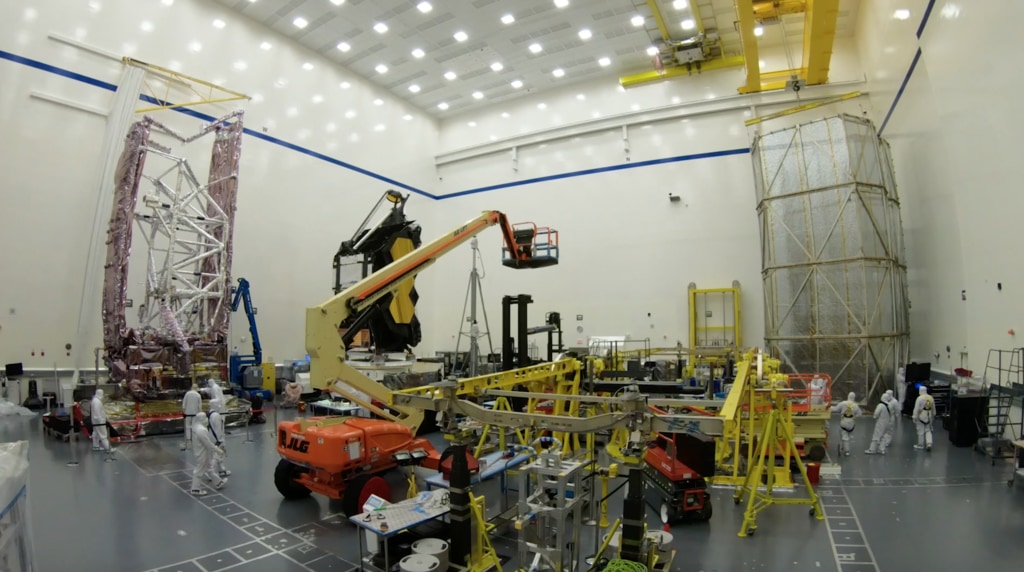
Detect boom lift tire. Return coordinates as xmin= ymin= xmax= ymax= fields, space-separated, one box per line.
xmin=275 ymin=459 xmax=312 ymax=499
xmin=342 ymin=474 xmax=392 ymax=517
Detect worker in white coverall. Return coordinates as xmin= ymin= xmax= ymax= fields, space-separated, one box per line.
xmin=181 ymin=385 xmax=202 ymax=451
xmin=895 ymin=366 xmax=907 ymax=408
xmin=831 ymin=392 xmax=862 ymax=456
xmin=865 ymin=393 xmax=898 ymax=454
xmin=209 ymin=410 xmax=230 ymax=477
xmin=208 ymin=378 xmax=227 ymax=414
xmin=190 ymin=412 xmax=227 ymax=495
xmin=91 ymin=389 xmax=110 ymax=452
xmin=881 ymin=390 xmax=897 ymax=451
xmin=913 ymin=385 xmax=936 ymax=451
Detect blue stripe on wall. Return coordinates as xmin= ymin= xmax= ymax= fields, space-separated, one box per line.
xmin=917 ymin=0 xmax=937 ymax=39
xmin=2 ymin=48 xmax=748 ymax=200
xmin=437 ymin=147 xmax=751 ymax=199
xmin=878 ymin=48 xmax=922 ymax=138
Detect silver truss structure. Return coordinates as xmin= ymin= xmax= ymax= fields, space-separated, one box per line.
xmin=753 ymin=114 xmax=910 ymax=403
xmin=133 ymin=148 xmax=230 ymax=351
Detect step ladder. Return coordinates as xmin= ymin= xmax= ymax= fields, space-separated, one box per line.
xmin=976 ymin=348 xmax=1023 ymax=463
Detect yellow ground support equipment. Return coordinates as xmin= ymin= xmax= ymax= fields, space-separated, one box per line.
xmin=733 ymin=383 xmax=824 ymax=537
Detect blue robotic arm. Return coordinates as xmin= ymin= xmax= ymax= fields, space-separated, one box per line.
xmin=230 ymin=278 xmax=262 ymax=365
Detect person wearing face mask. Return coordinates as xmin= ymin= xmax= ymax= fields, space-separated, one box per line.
xmin=831 ymin=392 xmax=862 ymax=456
xmin=190 ymin=412 xmax=227 ymax=495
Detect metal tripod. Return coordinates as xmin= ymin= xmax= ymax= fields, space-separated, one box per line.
xmin=454 ymin=238 xmax=493 ymax=377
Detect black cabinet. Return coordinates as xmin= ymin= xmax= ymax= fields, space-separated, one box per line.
xmin=948 ymin=391 xmax=986 ymax=447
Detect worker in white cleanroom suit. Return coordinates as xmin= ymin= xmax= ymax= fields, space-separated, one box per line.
xmin=209 ymin=410 xmax=230 ymax=477
xmin=831 ymin=392 xmax=862 ymax=456
xmin=91 ymin=389 xmax=110 ymax=452
xmin=190 ymin=412 xmax=227 ymax=495
xmin=181 ymin=384 xmax=202 ymax=451
xmin=896 ymin=366 xmax=907 ymax=408
xmin=207 ymin=379 xmax=226 ymax=414
xmin=913 ymin=385 xmax=936 ymax=451
xmin=865 ymin=393 xmax=898 ymax=454
xmin=881 ymin=390 xmax=898 ymax=451
xmin=810 ymin=376 xmax=827 ymax=406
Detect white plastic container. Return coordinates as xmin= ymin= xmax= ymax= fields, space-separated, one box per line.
xmin=412 ymin=538 xmax=449 ymax=571
xmin=400 ymin=553 xmax=440 ymax=572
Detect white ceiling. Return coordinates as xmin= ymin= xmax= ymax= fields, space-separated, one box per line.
xmin=214 ymin=0 xmax=860 ymax=116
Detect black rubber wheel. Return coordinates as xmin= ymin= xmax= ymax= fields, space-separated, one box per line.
xmin=809 ymin=508 xmax=817 ymax=516
xmin=695 ymin=496 xmax=713 ymax=521
xmin=733 ymin=497 xmax=741 ymax=505
xmin=806 ymin=443 xmax=827 ymax=462
xmin=274 ymin=459 xmax=312 ymax=499
xmin=747 ymin=529 xmax=755 ymax=536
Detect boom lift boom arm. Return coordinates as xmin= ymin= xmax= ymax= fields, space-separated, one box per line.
xmin=306 ymin=211 xmax=541 ymax=430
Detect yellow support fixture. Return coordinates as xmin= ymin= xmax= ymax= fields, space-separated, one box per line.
xmin=123 ymin=57 xmax=250 ymax=113
xmin=618 ymin=56 xmax=745 ymax=88
xmin=745 ymin=91 xmax=863 ymax=126
xmin=753 ymin=0 xmax=806 ymax=19
xmin=734 ymin=386 xmax=824 ymax=537
xmin=645 ymin=0 xmax=671 ymax=42
xmin=801 ymin=0 xmax=841 ymax=85
xmin=735 ymin=0 xmax=762 ymax=94
xmin=468 ymin=493 xmax=503 ymax=572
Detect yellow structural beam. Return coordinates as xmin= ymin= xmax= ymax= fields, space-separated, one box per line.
xmin=619 ymin=55 xmax=744 ymax=88
xmin=752 ymin=0 xmax=807 ymax=20
xmin=802 ymin=0 xmax=840 ymax=85
xmin=745 ymin=91 xmax=863 ymax=126
xmin=736 ymin=0 xmax=761 ymax=94
xmin=645 ymin=0 xmax=672 ymax=42
xmin=124 ymin=57 xmax=249 ymax=113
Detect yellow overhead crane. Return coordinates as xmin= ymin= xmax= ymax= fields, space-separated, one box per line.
xmin=620 ymin=0 xmax=841 ymax=96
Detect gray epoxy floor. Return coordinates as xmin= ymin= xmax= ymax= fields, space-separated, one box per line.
xmin=2 ymin=410 xmax=1022 ymax=572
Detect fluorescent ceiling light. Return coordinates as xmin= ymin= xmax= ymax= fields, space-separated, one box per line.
xmin=529 ymin=43 xmax=543 ymax=54
xmin=576 ymin=93 xmax=585 ymax=101
xmin=537 ymin=102 xmax=547 ymax=109
xmin=188 ymin=41 xmax=202 ymax=53
xmin=161 ymin=0 xmax=173 ymax=5
xmin=337 ymin=41 xmax=351 ymax=52
xmin=293 ymin=16 xmax=308 ymax=28
xmin=345 ymin=110 xmax=356 ymax=118
xmin=373 ymin=98 xmax=383 ymax=106
xmin=646 ymin=46 xmax=659 ymax=56
xmin=302 ymin=62 xmax=314 ymax=70
xmin=330 ymin=0 xmax=345 ymax=5
xmin=403 ymin=114 xmax=414 ymax=120
xmin=453 ymin=30 xmax=468 ymax=42
xmin=273 ymin=77 xmax=287 ymax=87
xmin=444 ymin=71 xmax=457 ymax=80
xmin=212 ymin=18 xmax=225 ymax=28
xmin=417 ymin=2 xmax=432 ymax=13
xmin=893 ymin=9 xmax=911 ymax=20
xmin=375 ymin=64 xmax=388 ymax=74
xmin=598 ymin=56 xmax=611 ymax=67
xmin=673 ymin=0 xmax=688 ymax=9
xmin=408 ymin=84 xmax=421 ymax=93
xmin=472 ymin=91 xmax=484 ymax=99
xmin=501 ymin=112 xmax=510 ymax=118
xmin=374 ymin=124 xmax=385 ymax=132
xmin=753 ymin=26 xmax=763 ymax=36
xmin=681 ymin=19 xmax=695 ymax=30
xmin=578 ymin=28 xmax=592 ymax=40
xmin=552 ymin=68 xmax=565 ymax=78
xmin=312 ymin=94 xmax=323 ymax=103
xmin=374 ymin=22 xmax=388 ymax=34
xmin=501 ymin=14 xmax=515 ymax=24
xmin=411 ymin=48 xmax=425 ymax=58
xmin=140 ymin=21 xmax=153 ymax=32
xmin=340 ymin=81 xmax=351 ymax=88
xmin=468 ymin=121 xmax=476 ymax=127
xmin=631 ymin=15 xmax=644 ymax=27
xmin=759 ymin=59 xmax=766 ymax=69
xmin=437 ymin=102 xmax=449 ymax=110
xmin=260 ymin=41 xmax=272 ymax=50
xmin=510 ymin=79 xmax=523 ymax=89
xmin=232 ymin=60 xmax=247 ymax=71
xmin=554 ymin=0 xmax=569 ymax=7
xmin=490 ymin=62 xmax=503 ymax=71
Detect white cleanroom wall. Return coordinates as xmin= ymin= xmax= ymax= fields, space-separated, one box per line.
xmin=857 ymin=0 xmax=1021 ymax=375
xmin=0 ymin=0 xmax=439 ymax=369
